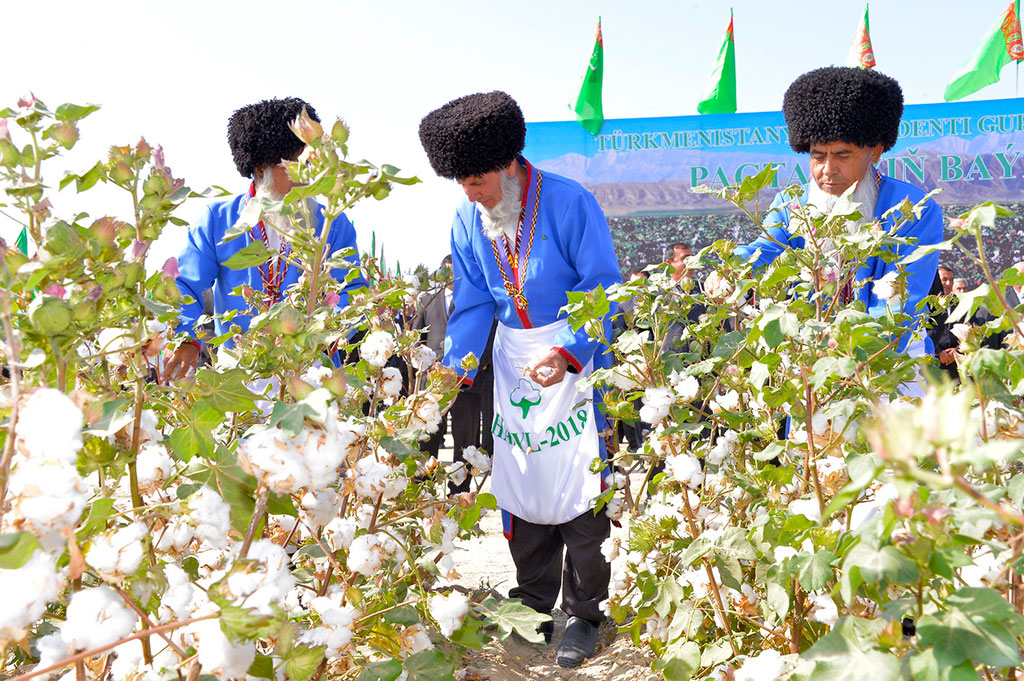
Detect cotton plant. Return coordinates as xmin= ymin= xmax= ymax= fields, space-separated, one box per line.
xmin=0 ymin=96 xmax=543 ymax=681
xmin=565 ymin=165 xmax=1024 ymax=679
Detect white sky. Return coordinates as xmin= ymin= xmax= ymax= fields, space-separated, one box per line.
xmin=3 ymin=0 xmax=1021 ymax=273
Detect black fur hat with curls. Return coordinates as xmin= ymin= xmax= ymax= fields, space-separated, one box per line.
xmin=227 ymin=97 xmax=319 ymax=178
xmin=783 ymin=67 xmax=903 ymax=153
xmin=418 ymin=91 xmax=526 ymax=180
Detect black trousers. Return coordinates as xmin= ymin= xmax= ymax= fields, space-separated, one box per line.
xmin=421 ymin=390 xmax=485 ymax=494
xmin=507 ymin=509 xmax=611 ymax=624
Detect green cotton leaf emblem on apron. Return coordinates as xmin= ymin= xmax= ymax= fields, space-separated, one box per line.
xmin=509 ymin=378 xmax=542 ymax=418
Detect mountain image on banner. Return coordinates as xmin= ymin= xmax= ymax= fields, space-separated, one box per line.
xmin=846 ymin=3 xmax=876 ymax=69
xmin=945 ymin=0 xmax=1024 ymax=101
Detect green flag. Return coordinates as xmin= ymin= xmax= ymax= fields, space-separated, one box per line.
xmin=945 ymin=0 xmax=1024 ymax=101
xmin=698 ymin=10 xmax=737 ymax=115
xmin=14 ymin=227 xmax=28 ymax=254
xmin=574 ymin=19 xmax=604 ymax=136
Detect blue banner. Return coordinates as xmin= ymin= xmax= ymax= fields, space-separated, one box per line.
xmin=524 ymin=98 xmax=1024 ymax=215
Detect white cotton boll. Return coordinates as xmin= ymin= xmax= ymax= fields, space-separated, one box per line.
xmin=299 ymin=626 xmax=353 ymax=658
xmin=961 ymin=548 xmax=1006 ymax=587
xmin=64 ymin=586 xmax=137 ymax=651
xmin=0 ymin=551 xmax=63 ymax=644
xmin=155 ymin=516 xmax=194 ymax=554
xmin=377 ymin=534 xmax=399 ymax=557
xmin=136 ymin=443 xmax=173 ymax=492
xmin=137 ymin=409 xmax=161 ymax=445
xmin=670 ymin=372 xmax=700 ymax=402
xmin=186 ymin=487 xmax=232 ymax=549
xmin=605 ymin=497 xmax=625 ymax=521
xmin=190 ymin=618 xmax=256 ymax=680
xmin=300 ymin=489 xmax=342 ymax=529
xmin=642 ymin=386 xmax=674 ymax=423
xmin=362 ymin=330 xmax=395 ymax=368
xmin=347 ymin=534 xmax=384 ymax=576
xmin=735 ymin=649 xmax=788 ymax=681
xmin=872 ymin=271 xmax=899 ymax=304
xmin=666 ymin=452 xmax=704 ymax=489
xmin=811 ymin=412 xmax=830 ymax=436
xmin=788 ymin=498 xmax=821 ymax=522
xmin=445 ymin=461 xmax=468 ymax=488
xmin=711 ymin=389 xmax=740 ymax=413
xmin=438 ymin=518 xmax=459 ymax=555
xmin=226 ymin=540 xmax=294 ymax=615
xmin=409 ymin=395 xmax=442 ymax=436
xmin=8 ymin=459 xmax=86 ymax=550
xmin=600 ymin=536 xmax=621 ymax=563
xmin=16 ymin=388 xmax=83 ymax=463
xmin=706 ymin=430 xmax=739 ymax=465
xmin=401 ymin=624 xmax=434 ymax=655
xmin=462 ymin=446 xmax=491 ymax=474
xmin=302 ymin=597 xmax=359 ymax=656
xmin=302 ymin=365 xmax=334 ymax=388
xmin=160 ymin=564 xmax=206 ymax=620
xmin=428 ymin=591 xmax=470 ymax=637
xmin=238 ymin=427 xmax=310 ymax=495
xmin=606 ymin=472 xmax=627 ymax=490
xmin=87 ymin=522 xmax=147 ymax=581
xmin=354 ymin=504 xmax=376 ymax=530
xmin=807 ymin=594 xmax=839 ymax=627
xmin=607 ymin=367 xmax=640 ymax=390
xmin=354 ymin=457 xmax=393 ymax=499
xmin=322 ymin=518 xmax=357 ymax=554
xmin=379 ymin=367 xmax=403 ymax=400
xmin=35 ymin=630 xmax=69 ymax=672
xmin=300 ymin=420 xmax=347 ymax=492
xmin=411 ymin=345 xmax=436 ymax=372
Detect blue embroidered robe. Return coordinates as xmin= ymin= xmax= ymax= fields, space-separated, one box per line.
xmin=176 ymin=193 xmax=367 ymax=348
xmin=735 ymin=172 xmax=942 ymax=352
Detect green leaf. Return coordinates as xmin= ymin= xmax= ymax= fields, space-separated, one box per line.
xmin=764 ymin=580 xmax=790 ymax=624
xmin=185 ymin=445 xmax=260 ymax=534
xmin=844 ymin=544 xmax=918 ymax=586
xmin=55 ymin=103 xmax=99 ymax=122
xmin=798 ymin=617 xmax=900 ymax=681
xmin=83 ymin=398 xmax=133 ymax=437
xmin=76 ymin=498 xmax=116 ymax=539
xmin=448 ymin=616 xmax=488 ymax=649
xmin=799 ymin=549 xmax=837 ymax=592
xmin=283 ymin=644 xmax=325 ymax=681
xmin=482 ymin=597 xmax=552 ymax=643
xmin=380 ymin=435 xmax=419 ymax=462
xmin=0 ymin=531 xmax=41 ymax=569
xmin=402 ymin=648 xmax=454 ymax=681
xmin=917 ymin=587 xmax=1024 ymax=668
xmin=383 ymin=605 xmax=420 ymax=626
xmin=223 ymin=240 xmax=273 ymax=270
xmin=355 ymin=660 xmax=402 ymax=681
xmin=217 ymin=603 xmax=280 ymax=642
xmin=167 ymin=400 xmax=222 ymax=461
xmin=655 ymin=639 xmax=701 ymax=681
xmin=266 ymin=491 xmax=297 ymax=517
xmin=711 ymin=331 xmax=744 ymax=359
xmin=194 ymin=368 xmax=259 ymax=413
xmin=247 ymin=655 xmax=275 ymax=680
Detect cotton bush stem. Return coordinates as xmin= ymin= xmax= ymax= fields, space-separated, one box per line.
xmin=9 ymin=614 xmax=217 ymax=681
xmin=800 ymin=369 xmax=826 ymax=515
xmin=114 ymin=585 xmax=187 ymax=657
xmin=0 ymin=296 xmax=23 ymax=520
xmin=239 ymin=488 xmax=269 ymax=559
xmin=671 ymin=438 xmax=739 ymax=657
xmin=953 ymin=475 xmax=1024 ymax=527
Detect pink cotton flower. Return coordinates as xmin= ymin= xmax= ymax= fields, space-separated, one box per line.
xmin=161 ymin=257 xmax=180 ymax=279
xmin=323 ymin=291 xmax=340 ymax=307
xmin=0 ymin=119 xmax=9 ymax=142
xmin=948 ymin=218 xmax=965 ymax=229
xmin=17 ymin=92 xmax=38 ymax=109
xmin=43 ymin=285 xmax=66 ymax=298
xmin=132 ymin=240 xmax=148 ymax=261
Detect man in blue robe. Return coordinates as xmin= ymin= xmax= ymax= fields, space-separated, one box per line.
xmin=164 ymin=97 xmax=367 ymax=380
xmin=419 ymin=91 xmax=621 ymax=667
xmin=710 ymin=67 xmax=942 ymax=358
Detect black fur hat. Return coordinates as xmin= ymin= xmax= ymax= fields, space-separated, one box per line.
xmin=227 ymin=97 xmax=319 ymax=178
xmin=419 ymin=91 xmax=526 ymax=179
xmin=783 ymin=67 xmax=903 ymax=153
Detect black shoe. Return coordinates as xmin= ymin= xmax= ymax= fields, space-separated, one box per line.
xmin=556 ymin=617 xmax=598 ymax=668
xmin=539 ymin=619 xmax=554 ymax=645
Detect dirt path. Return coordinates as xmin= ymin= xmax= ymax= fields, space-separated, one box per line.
xmin=443 ymin=465 xmax=656 ymax=681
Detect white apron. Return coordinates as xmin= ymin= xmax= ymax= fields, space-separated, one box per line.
xmin=490 ymin=320 xmax=602 ymax=525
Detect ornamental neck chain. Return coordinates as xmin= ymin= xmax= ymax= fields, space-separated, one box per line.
xmin=248 ymin=181 xmax=291 ymax=305
xmin=490 ymin=160 xmax=542 ymax=313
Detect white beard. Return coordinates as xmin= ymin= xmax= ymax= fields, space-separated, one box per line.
xmin=478 ymin=171 xmax=522 ymax=242
xmin=254 ymin=170 xmax=313 ymax=250
xmin=806 ymin=167 xmax=879 ymax=232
